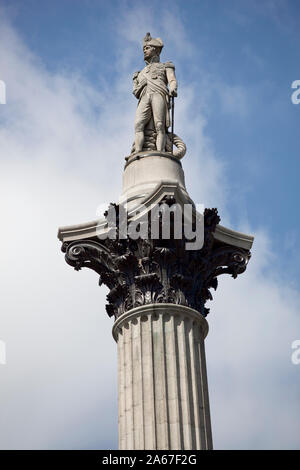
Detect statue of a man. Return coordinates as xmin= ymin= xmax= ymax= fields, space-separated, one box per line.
xmin=133 ymin=32 xmax=178 ymax=153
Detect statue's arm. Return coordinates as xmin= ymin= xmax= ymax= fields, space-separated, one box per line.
xmin=165 ymin=63 xmax=178 ymax=97
xmin=132 ymin=71 xmax=146 ymax=99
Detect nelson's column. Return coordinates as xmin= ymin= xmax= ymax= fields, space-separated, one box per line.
xmin=58 ymin=33 xmax=254 ymax=450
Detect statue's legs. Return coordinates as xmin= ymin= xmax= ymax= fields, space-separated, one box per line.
xmin=152 ymin=93 xmax=166 ymax=152
xmin=134 ymin=94 xmax=152 ymax=152
xmin=134 ymin=92 xmax=167 ymax=152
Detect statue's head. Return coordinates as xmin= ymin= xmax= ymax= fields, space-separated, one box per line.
xmin=143 ymin=32 xmax=163 ymax=61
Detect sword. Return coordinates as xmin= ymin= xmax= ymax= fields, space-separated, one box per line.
xmin=171 ymin=95 xmax=175 ymax=156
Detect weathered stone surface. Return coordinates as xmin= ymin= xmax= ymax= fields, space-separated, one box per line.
xmin=121 ymin=152 xmax=188 ymax=209
xmin=113 ymin=304 xmax=212 ymax=450
xmin=61 ymin=205 xmax=251 ymax=319
xmin=133 ymin=32 xmax=185 ymax=156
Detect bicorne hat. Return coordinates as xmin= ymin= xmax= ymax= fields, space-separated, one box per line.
xmin=143 ymin=32 xmax=164 ymax=50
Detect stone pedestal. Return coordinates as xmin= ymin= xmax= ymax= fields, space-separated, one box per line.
xmin=121 ymin=151 xmax=189 ymax=210
xmin=113 ymin=304 xmax=212 ymax=450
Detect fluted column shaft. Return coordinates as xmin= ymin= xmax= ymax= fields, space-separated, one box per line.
xmin=112 ymin=304 xmax=213 ymax=450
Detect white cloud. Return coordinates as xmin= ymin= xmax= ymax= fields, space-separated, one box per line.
xmin=0 ymin=5 xmax=299 ymax=450
xmin=207 ymin=230 xmax=300 ymax=449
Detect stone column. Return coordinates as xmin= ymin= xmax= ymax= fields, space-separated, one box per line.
xmin=112 ymin=304 xmax=212 ymax=450
xmin=59 ymin=203 xmax=253 ymax=450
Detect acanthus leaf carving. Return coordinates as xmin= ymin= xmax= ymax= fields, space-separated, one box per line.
xmin=62 ymin=206 xmax=251 ymax=319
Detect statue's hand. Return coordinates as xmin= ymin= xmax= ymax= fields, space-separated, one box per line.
xmin=169 ymin=86 xmax=178 ymax=97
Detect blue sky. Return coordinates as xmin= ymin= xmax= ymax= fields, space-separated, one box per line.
xmin=0 ymin=0 xmax=299 ymax=450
